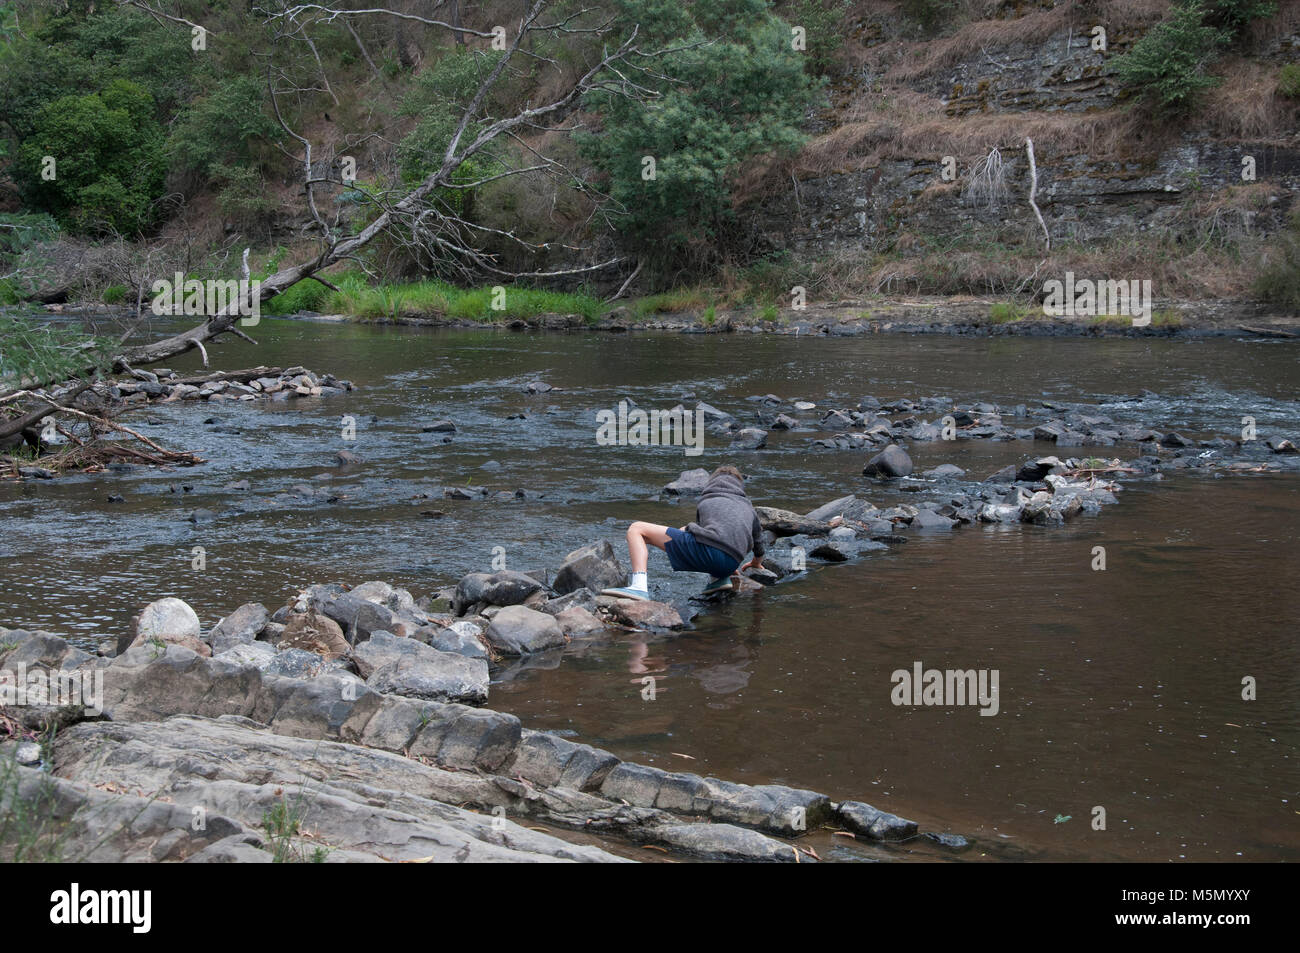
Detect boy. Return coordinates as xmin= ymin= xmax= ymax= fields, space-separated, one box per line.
xmin=603 ymin=465 xmax=766 ymax=600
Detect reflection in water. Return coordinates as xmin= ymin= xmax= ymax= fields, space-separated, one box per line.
xmin=1 ymin=319 xmax=1297 ymax=862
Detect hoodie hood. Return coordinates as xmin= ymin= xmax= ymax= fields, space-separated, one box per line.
xmin=700 ymin=472 xmax=746 ymax=500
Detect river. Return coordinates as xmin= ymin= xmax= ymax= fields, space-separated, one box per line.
xmin=2 ymin=317 xmax=1297 ymax=862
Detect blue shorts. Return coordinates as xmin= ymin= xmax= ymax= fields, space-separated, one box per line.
xmin=664 ymin=528 xmax=740 ymax=577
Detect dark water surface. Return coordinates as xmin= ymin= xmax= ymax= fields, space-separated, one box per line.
xmin=2 ymin=319 xmax=1297 ymax=861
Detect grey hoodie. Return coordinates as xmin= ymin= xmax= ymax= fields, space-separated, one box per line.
xmin=685 ymin=472 xmax=765 ymax=563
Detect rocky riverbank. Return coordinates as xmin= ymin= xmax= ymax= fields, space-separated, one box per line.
xmin=0 ymin=588 xmax=960 ymax=862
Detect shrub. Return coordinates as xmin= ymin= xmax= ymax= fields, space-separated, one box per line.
xmin=1254 ymin=214 xmax=1300 ymax=312
xmin=14 ymin=79 xmax=166 ymax=234
xmin=1278 ymin=64 xmax=1300 ymax=99
xmin=1110 ymin=2 xmax=1229 ymax=115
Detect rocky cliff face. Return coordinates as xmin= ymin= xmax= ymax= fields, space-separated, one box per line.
xmin=746 ymin=15 xmax=1300 ymax=255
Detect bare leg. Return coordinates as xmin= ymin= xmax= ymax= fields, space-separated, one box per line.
xmin=626 ymin=521 xmax=672 ymax=573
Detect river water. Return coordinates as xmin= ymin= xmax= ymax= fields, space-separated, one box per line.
xmin=2 ymin=318 xmax=1297 ymax=862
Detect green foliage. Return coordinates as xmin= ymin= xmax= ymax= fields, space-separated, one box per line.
xmin=1202 ymin=0 xmax=1277 ymax=36
xmin=1254 ymin=213 xmax=1300 ymax=312
xmin=266 ymin=273 xmax=606 ymax=323
xmin=14 ymin=79 xmax=167 ymax=234
xmin=168 ymin=76 xmax=281 ymax=180
xmin=989 ymin=301 xmax=1028 ymax=323
xmin=0 ymin=212 xmax=59 ymax=303
xmin=783 ymin=0 xmax=851 ymax=74
xmin=212 ymin=164 xmax=279 ymax=236
xmin=1110 ymin=2 xmax=1229 ymax=115
xmin=101 ymin=285 xmax=128 ymax=305
xmin=1278 ymin=64 xmax=1300 ymax=99
xmin=581 ymin=0 xmax=821 ymax=271
xmin=0 ymin=313 xmax=113 ymax=388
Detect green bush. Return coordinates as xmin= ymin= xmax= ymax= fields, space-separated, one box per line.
xmin=14 ymin=79 xmax=166 ymax=234
xmin=101 ymin=285 xmax=128 ymax=305
xmin=1202 ymin=0 xmax=1277 ymax=37
xmin=1254 ymin=214 xmax=1300 ymax=312
xmin=168 ymin=76 xmax=282 ymax=180
xmin=1278 ymin=64 xmax=1300 ymax=99
xmin=581 ymin=0 xmax=821 ymax=272
xmin=1111 ymin=2 xmax=1229 ymax=115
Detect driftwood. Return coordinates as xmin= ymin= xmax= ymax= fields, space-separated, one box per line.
xmin=1239 ymin=326 xmax=1296 ymax=338
xmin=168 ymin=366 xmax=285 ymax=386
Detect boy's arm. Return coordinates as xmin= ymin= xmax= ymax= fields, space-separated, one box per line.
xmin=739 ymin=510 xmax=765 ymax=571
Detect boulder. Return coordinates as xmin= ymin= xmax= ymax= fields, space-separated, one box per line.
xmin=862 ymin=444 xmax=913 ymax=478
xmin=208 ymin=603 xmax=269 ymax=655
xmin=729 ymin=428 xmax=767 ymax=450
xmin=601 ymin=597 xmax=685 ymax=630
xmin=484 ymin=606 xmax=567 ymax=656
xmin=804 ymin=495 xmax=858 ymax=522
xmin=134 ymin=598 xmax=201 ymax=648
xmin=353 ymin=632 xmax=489 ymax=704
xmin=754 ymin=505 xmax=831 ymax=537
xmin=838 ymin=801 xmax=918 ymax=841
xmin=555 ymin=606 xmax=608 ymax=638
xmin=552 ymin=540 xmax=626 ymax=596
xmin=277 ymin=610 xmax=349 ymax=658
xmin=453 ymin=571 xmax=546 ymax=613
xmin=663 ymin=468 xmax=710 ymax=496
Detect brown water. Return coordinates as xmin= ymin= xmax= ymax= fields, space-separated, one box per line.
xmin=2 ymin=319 xmax=1297 ymax=861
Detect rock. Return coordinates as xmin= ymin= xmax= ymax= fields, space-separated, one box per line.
xmin=539 ymin=589 xmax=599 ymax=617
xmin=453 ymin=571 xmax=546 ymax=613
xmin=770 ymin=413 xmax=798 ymax=430
xmin=277 ymin=610 xmax=349 ymax=658
xmin=208 ymin=603 xmax=269 ymax=655
xmin=804 ymin=495 xmax=859 ymax=521
xmin=353 ymin=632 xmax=489 ymax=704
xmin=754 ymin=505 xmax=831 ymax=537
xmin=911 ymin=509 xmax=955 ymax=530
xmin=729 ymin=427 xmax=767 ymax=450
xmin=650 ymin=823 xmax=803 ymax=862
xmin=601 ymin=598 xmax=685 ymax=630
xmin=838 ymin=801 xmax=919 ymax=841
xmin=524 ymin=380 xmax=553 ymax=393
xmin=663 ymin=468 xmax=711 ymax=496
xmin=1266 ymin=437 xmax=1297 ymax=453
xmin=136 ymin=597 xmax=201 ymax=644
xmin=923 ymin=463 xmax=966 ymax=480
xmin=51 ymin=716 xmax=619 ymax=863
xmin=423 ymin=419 xmax=456 ymax=433
xmin=484 ymin=606 xmax=567 ymax=656
xmin=265 ymin=648 xmax=330 ymax=679
xmin=555 ymin=606 xmax=608 ymax=638
xmin=862 ymin=444 xmax=913 ymax=478
xmin=552 ymin=540 xmax=626 ymax=595
xmin=984 ymin=464 xmax=1017 ymax=483
xmin=923 ymin=831 xmax=971 ymax=851
xmin=336 ymin=449 xmax=363 ymax=465
xmin=1016 ymin=456 xmax=1063 ymax=482
xmin=418 ymin=621 xmax=489 ymax=660
xmin=214 ymin=642 xmax=277 ymax=670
